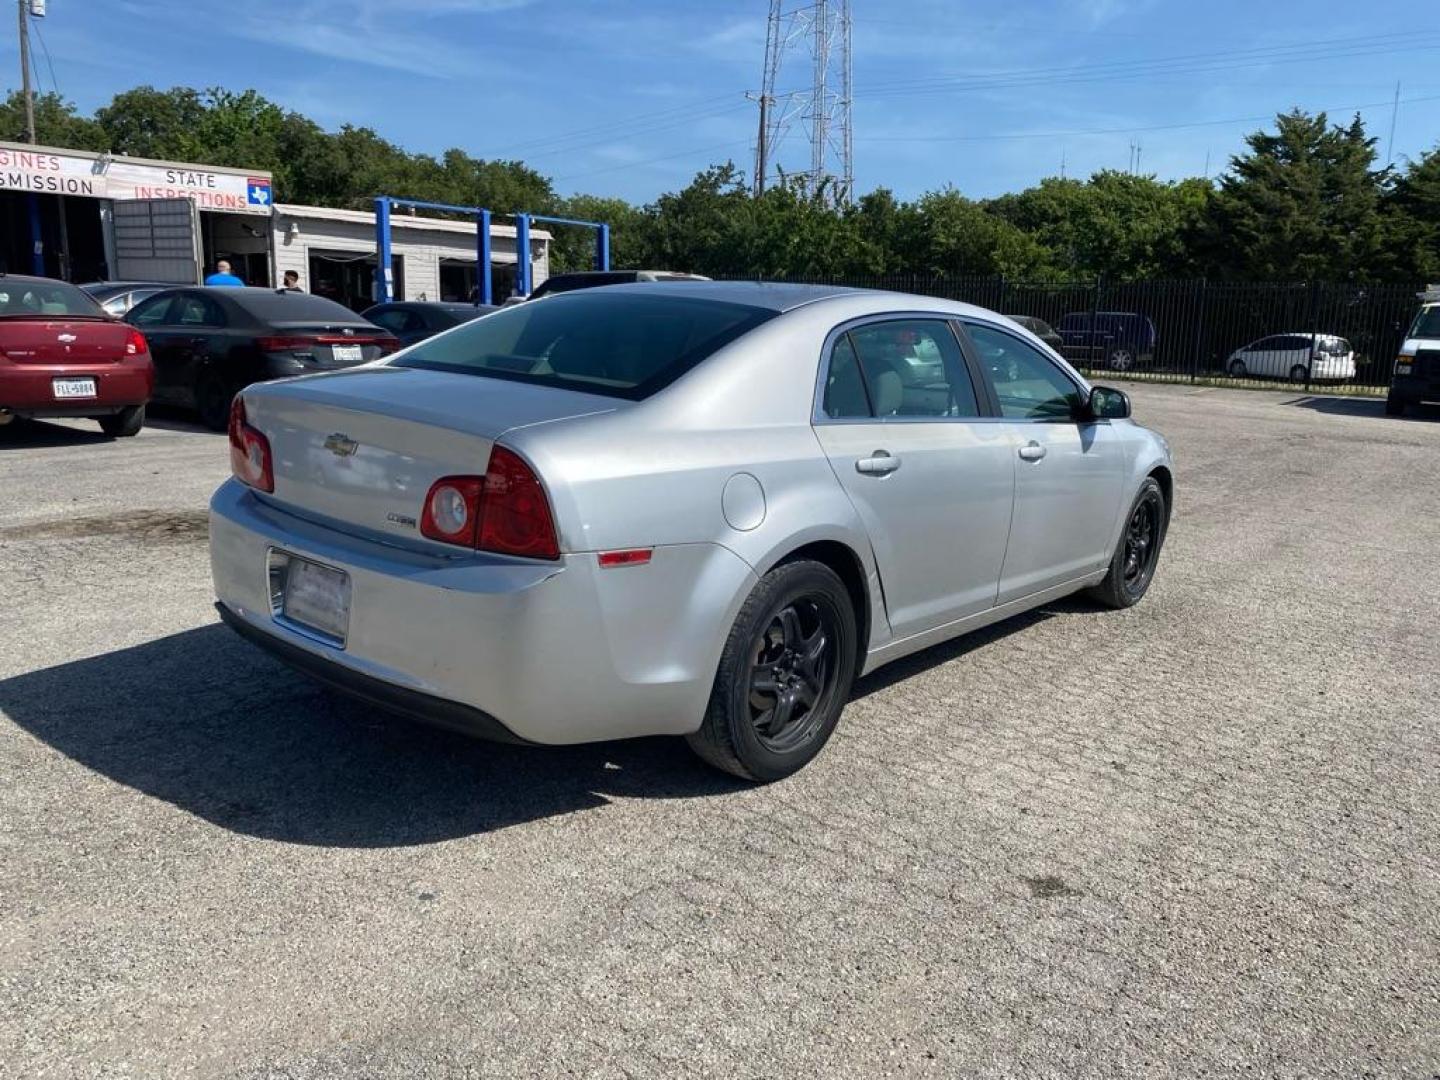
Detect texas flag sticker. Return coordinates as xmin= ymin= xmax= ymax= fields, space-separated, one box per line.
xmin=246 ymin=178 xmax=272 ymax=207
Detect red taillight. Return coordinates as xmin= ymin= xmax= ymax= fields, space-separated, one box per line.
xmin=256 ymin=336 xmax=312 ymax=352
xmin=419 ymin=447 xmax=559 ymax=560
xmin=228 ymin=396 xmax=274 ymax=493
xmin=124 ymin=328 xmax=148 ymax=356
xmin=478 ymin=446 xmax=560 ymax=560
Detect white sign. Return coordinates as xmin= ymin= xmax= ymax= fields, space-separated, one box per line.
xmin=0 ymin=146 xmax=273 ymax=215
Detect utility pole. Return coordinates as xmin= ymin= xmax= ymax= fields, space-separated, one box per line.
xmin=751 ymin=92 xmax=770 ymax=197
xmin=1386 ymin=81 xmax=1401 ymax=166
xmin=17 ymin=0 xmax=36 ymax=143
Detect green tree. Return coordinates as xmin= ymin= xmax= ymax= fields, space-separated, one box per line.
xmin=1200 ymin=110 xmax=1388 ymax=281
xmin=0 ymin=90 xmax=106 ymax=149
xmin=551 ymin=193 xmax=651 ymax=272
xmin=1381 ymin=146 xmax=1440 ymax=281
xmin=988 ymin=171 xmax=1211 ymax=280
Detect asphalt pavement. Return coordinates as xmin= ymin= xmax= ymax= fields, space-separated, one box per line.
xmin=1 ymin=387 xmax=1437 ymax=1078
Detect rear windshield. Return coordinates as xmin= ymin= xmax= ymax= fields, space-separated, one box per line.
xmin=392 ymin=291 xmax=776 ymax=400
xmin=0 ymin=279 xmax=106 ymax=318
xmin=1411 ymin=306 xmax=1440 ymax=339
xmin=231 ymin=290 xmax=367 ymax=323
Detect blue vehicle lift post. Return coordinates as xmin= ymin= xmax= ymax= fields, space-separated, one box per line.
xmin=374 ymin=196 xmax=613 ymax=305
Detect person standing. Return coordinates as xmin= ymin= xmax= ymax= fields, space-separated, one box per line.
xmin=205 ymin=260 xmax=244 ymax=287
xmin=281 ymin=270 xmax=303 ymax=291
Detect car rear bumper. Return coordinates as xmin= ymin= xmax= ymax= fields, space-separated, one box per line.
xmin=0 ymin=358 xmax=152 ymax=414
xmin=209 ymin=479 xmax=756 ymax=745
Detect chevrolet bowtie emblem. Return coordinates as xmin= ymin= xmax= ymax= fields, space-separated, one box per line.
xmin=57 ymin=333 xmax=77 ymax=343
xmin=323 ymin=433 xmax=359 ymax=457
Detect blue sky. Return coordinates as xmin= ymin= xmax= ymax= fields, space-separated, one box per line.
xmin=5 ymin=0 xmax=1439 ymax=203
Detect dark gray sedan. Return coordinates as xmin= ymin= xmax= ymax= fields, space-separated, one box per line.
xmin=362 ymin=301 xmax=497 ymax=347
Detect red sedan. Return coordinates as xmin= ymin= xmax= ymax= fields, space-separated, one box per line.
xmin=0 ymin=275 xmax=154 ymax=437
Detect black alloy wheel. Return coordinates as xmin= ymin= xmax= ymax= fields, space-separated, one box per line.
xmin=1089 ymin=476 xmax=1167 ymax=609
xmin=1122 ymin=492 xmax=1162 ymax=594
xmin=688 ymin=560 xmax=858 ymax=782
xmin=747 ymin=598 xmax=836 ymax=754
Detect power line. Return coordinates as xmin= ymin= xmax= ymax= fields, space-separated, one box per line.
xmin=29 ymin=14 xmax=58 ymax=96
xmin=856 ymin=92 xmax=1440 ymax=144
xmin=550 ymin=138 xmax=753 ymax=184
xmin=485 ymin=93 xmax=743 ymax=157
xmin=859 ymin=32 xmax=1440 ymax=99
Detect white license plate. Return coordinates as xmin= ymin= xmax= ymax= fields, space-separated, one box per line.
xmin=332 ymin=344 xmax=363 ymax=364
xmin=281 ymin=557 xmax=351 ymax=643
xmin=52 ymin=377 xmax=97 ymax=399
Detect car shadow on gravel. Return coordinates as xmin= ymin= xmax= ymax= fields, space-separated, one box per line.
xmin=0 ymin=417 xmax=115 ymax=447
xmin=1282 ymin=395 xmax=1440 ymax=421
xmin=0 ymin=624 xmax=746 ymax=848
xmin=850 ymin=595 xmax=1097 ymax=701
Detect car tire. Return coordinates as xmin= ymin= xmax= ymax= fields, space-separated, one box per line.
xmin=687 ymin=559 xmax=858 ymax=782
xmin=1289 ymin=364 xmax=1308 ymax=383
xmin=195 ymin=369 xmax=238 ymax=432
xmin=1228 ymin=359 xmax=1247 ymax=377
xmin=1107 ymin=348 xmax=1135 ymax=371
xmin=1088 ymin=477 xmax=1168 ymax=610
xmin=98 ymin=405 xmax=145 ymax=438
xmin=1384 ymin=393 xmax=1406 ymax=417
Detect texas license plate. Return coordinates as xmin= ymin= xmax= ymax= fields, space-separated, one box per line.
xmin=332 ymin=344 xmax=363 ymax=364
xmin=281 ymin=556 xmax=351 ymax=643
xmin=52 ymin=377 xmax=97 ymax=399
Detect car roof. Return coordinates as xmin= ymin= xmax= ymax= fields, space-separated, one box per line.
xmin=598 ymin=279 xmax=864 ymax=312
xmin=0 ymin=273 xmax=79 ymax=287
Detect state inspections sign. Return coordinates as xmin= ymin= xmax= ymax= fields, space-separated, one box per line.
xmin=0 ymin=146 xmax=274 ymax=215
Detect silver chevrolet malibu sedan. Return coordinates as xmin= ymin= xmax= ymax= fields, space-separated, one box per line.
xmin=211 ymin=282 xmax=1172 ymax=781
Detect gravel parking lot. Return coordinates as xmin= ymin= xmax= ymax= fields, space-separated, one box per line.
xmin=2 ymin=385 xmax=1438 ymax=1079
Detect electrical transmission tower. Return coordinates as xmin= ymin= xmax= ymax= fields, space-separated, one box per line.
xmin=754 ymin=0 xmax=853 ymax=204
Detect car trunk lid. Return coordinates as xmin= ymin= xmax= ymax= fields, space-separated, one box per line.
xmin=242 ymin=366 xmax=621 ymax=547
xmin=258 ymin=321 xmax=398 ymax=368
xmin=0 ymin=317 xmax=134 ymax=365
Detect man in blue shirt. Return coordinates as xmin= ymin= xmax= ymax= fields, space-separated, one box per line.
xmin=204 ymin=259 xmax=243 ymax=287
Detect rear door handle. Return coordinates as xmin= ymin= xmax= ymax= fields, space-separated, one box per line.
xmin=856 ymin=450 xmax=901 ymax=475
xmin=1018 ymin=441 xmax=1047 ymax=462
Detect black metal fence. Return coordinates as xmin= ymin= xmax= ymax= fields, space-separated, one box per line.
xmin=726 ymin=274 xmax=1424 ymax=395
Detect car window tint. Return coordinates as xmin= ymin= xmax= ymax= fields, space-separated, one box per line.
xmin=127 ymin=295 xmax=175 ymax=327
xmin=393 ymin=291 xmax=775 ymax=401
xmin=968 ymin=322 xmax=1083 ymax=421
xmin=370 ymin=309 xmax=421 ymax=333
xmin=176 ymin=295 xmax=225 ymax=327
xmin=822 ymin=334 xmax=871 ymax=418
xmin=0 ymin=279 xmax=105 ymax=317
xmin=846 ymin=320 xmax=979 ymax=419
xmin=1411 ymin=307 xmax=1440 ymax=338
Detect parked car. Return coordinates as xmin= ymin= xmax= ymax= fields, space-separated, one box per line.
xmin=362 ymin=300 xmax=497 ymax=348
xmin=1056 ymin=311 xmax=1157 ymax=371
xmin=125 ymin=287 xmax=399 ymax=430
xmin=1387 ymin=285 xmax=1440 ymax=416
xmin=1226 ymin=333 xmax=1356 ymax=382
xmin=210 ymin=282 xmax=1173 ymax=781
xmin=0 ymin=274 xmax=153 ymax=437
xmin=523 ymin=269 xmax=711 ymax=302
xmin=1004 ymin=314 xmax=1065 ymax=354
xmin=79 ymin=281 xmax=172 ymax=317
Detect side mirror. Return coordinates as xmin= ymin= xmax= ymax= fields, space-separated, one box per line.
xmin=1087 ymin=385 xmax=1131 ymax=420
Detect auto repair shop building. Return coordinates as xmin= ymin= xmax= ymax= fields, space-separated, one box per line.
xmin=0 ymin=140 xmax=551 ymax=309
